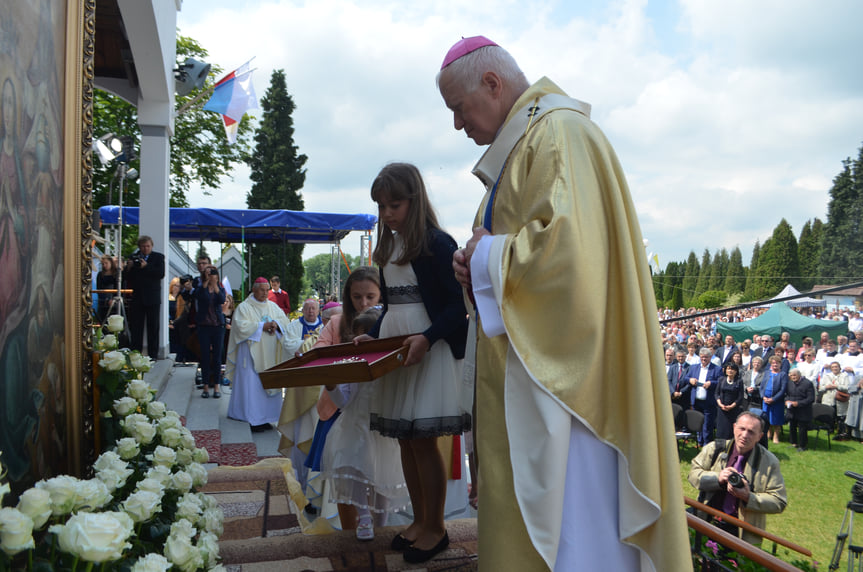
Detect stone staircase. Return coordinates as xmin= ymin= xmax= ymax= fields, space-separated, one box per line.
xmin=147 ymin=361 xmax=280 ymax=466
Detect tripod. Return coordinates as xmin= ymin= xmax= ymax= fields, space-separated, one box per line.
xmin=829 ymin=472 xmax=863 ymax=571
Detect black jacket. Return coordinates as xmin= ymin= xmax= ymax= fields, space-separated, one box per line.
xmin=371 ymin=228 xmax=468 ymax=359
xmin=125 ymin=250 xmax=165 ymax=307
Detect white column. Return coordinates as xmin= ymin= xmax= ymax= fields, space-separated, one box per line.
xmin=138 ymin=121 xmax=171 ymax=359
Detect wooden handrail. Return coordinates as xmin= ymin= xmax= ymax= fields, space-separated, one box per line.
xmin=687 ymin=513 xmax=803 ymax=572
xmin=684 ymin=496 xmax=812 ymax=558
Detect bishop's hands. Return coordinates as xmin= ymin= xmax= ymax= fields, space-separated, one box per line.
xmin=263 ymin=321 xmax=280 ymax=335
xmin=453 ymin=227 xmax=491 ymax=291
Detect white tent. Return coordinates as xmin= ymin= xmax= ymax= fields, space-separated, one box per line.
xmin=765 ymin=284 xmax=826 ymax=308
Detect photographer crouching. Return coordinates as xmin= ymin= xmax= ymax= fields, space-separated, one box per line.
xmin=688 ymin=411 xmax=788 ymax=544
xmin=124 ymin=235 xmax=165 ymax=359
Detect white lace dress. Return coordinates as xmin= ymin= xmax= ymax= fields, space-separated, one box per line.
xmin=370 ymin=236 xmax=472 ymax=439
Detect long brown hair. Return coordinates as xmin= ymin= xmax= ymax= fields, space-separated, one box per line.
xmin=338 ymin=266 xmax=381 ymax=343
xmin=371 ymin=162 xmax=442 ymax=266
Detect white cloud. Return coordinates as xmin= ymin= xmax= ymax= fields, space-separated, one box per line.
xmin=176 ymin=0 xmax=863 ymax=268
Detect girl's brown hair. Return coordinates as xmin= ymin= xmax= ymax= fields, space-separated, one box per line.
xmin=338 ymin=266 xmax=381 ymax=343
xmin=371 ymin=162 xmax=442 ymax=266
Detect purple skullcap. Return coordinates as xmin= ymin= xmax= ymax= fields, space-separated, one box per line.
xmin=440 ymin=36 xmax=499 ymax=70
xmin=254 ymin=277 xmax=269 ymax=284
xmin=322 ymin=301 xmax=341 ymax=310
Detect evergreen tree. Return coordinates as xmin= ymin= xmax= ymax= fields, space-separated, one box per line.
xmin=754 ymin=219 xmax=800 ymax=298
xmin=743 ymin=241 xmax=761 ymax=300
xmin=661 ymin=261 xmax=678 ymax=307
xmin=694 ymin=248 xmax=712 ymax=300
xmin=725 ymin=247 xmax=745 ymax=294
xmin=246 ymin=70 xmax=308 ymax=306
xmin=819 ymin=144 xmax=863 ymax=284
xmin=798 ymin=218 xmax=823 ymax=290
xmin=681 ymin=251 xmax=700 ymax=307
xmin=195 ymin=244 xmax=210 ymax=262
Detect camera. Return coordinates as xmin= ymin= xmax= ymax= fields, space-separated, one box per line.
xmin=728 ymin=471 xmax=746 ymax=489
xmin=207 ymin=267 xmax=218 ymax=276
xmin=129 ymin=252 xmax=144 ymax=267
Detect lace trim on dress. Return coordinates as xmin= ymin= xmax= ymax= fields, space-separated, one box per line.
xmin=387 ymin=285 xmax=422 ymax=304
xmin=370 ymin=413 xmax=472 ymax=440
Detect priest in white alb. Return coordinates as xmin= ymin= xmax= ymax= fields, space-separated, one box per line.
xmin=226 ymin=277 xmax=302 ymax=432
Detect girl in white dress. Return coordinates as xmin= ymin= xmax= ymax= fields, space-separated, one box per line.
xmin=315 ymin=267 xmax=409 ymax=540
xmin=359 ymin=163 xmax=471 ymax=564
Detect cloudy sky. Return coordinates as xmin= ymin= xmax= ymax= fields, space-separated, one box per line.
xmin=177 ymin=0 xmax=863 ymax=268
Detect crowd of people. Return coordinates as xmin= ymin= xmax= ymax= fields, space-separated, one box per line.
xmin=662 ymin=310 xmax=863 ymax=449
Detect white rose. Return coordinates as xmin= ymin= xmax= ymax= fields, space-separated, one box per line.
xmin=192 ymin=447 xmax=210 ymax=464
xmin=200 ymin=507 xmax=224 ymax=536
xmin=174 ymin=448 xmax=194 ymax=467
xmin=146 ymin=465 xmax=173 ymax=485
xmin=96 ymin=467 xmax=132 ymax=493
xmin=164 ymin=533 xmax=203 ymax=572
xmin=159 ymin=427 xmax=183 ymax=449
xmin=129 ymin=352 xmax=153 ymax=372
xmin=170 ymin=517 xmax=197 ymax=538
xmin=187 ymin=463 xmax=208 ymax=488
xmin=135 ymin=478 xmax=165 ymax=495
xmin=94 ymin=451 xmax=128 ymax=474
xmin=0 ymin=507 xmax=35 ymax=555
xmin=170 ymin=470 xmax=193 ymax=493
xmin=146 ymin=401 xmax=167 ymax=418
xmin=164 ymin=409 xmax=181 ymax=422
xmin=113 ymin=396 xmax=139 ymax=417
xmin=35 ymin=475 xmax=79 ymax=516
xmin=147 ymin=446 xmax=176 ymax=468
xmin=122 ymin=490 xmax=162 ymax=523
xmin=73 ymin=478 xmax=111 ymax=512
xmin=50 ymin=511 xmax=133 ymax=562
xmin=180 ymin=429 xmax=197 ymax=450
xmin=100 ymin=350 xmax=127 ymax=372
xmin=121 ymin=413 xmax=148 ymax=437
xmin=107 ymin=314 xmax=125 ymax=333
xmin=157 ymin=415 xmax=182 ymax=432
xmin=175 ymin=497 xmax=202 ymax=521
xmin=197 ymin=531 xmax=220 ymax=568
xmin=16 ymin=488 xmax=52 ymax=528
xmin=126 ymin=379 xmax=152 ymax=401
xmin=99 ymin=334 xmax=119 ymax=350
xmin=116 ymin=437 xmax=140 ymax=460
xmin=201 ymin=494 xmax=218 ymax=510
xmin=134 ymin=421 xmax=157 ymax=445
xmin=130 ymin=553 xmax=172 ymax=572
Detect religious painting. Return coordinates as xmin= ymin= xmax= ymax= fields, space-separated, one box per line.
xmin=0 ymin=0 xmax=92 ymax=496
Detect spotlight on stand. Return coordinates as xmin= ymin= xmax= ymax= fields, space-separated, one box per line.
xmin=93 ymin=133 xmax=136 ymax=164
xmin=174 ymin=57 xmax=210 ymax=96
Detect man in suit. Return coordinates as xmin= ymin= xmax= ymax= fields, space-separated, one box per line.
xmin=718 ymin=335 xmax=739 ymax=367
xmin=754 ymin=335 xmax=775 ymax=363
xmin=688 ymin=347 xmax=723 ymax=445
xmin=125 ymin=235 xmax=165 ymax=360
xmin=668 ymin=350 xmax=691 ymax=428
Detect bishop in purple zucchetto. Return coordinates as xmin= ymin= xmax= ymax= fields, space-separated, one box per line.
xmin=440 ymin=35 xmax=499 ymax=69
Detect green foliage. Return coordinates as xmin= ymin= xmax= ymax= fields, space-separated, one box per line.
xmin=682 ymin=251 xmax=700 ymax=307
xmin=753 ymin=219 xmax=800 ymax=298
xmin=725 ymin=246 xmax=745 ymax=294
xmin=798 ymin=218 xmax=823 ymax=290
xmin=819 ymin=143 xmax=863 ymax=283
xmin=744 ymin=241 xmax=761 ymax=300
xmin=695 ymin=248 xmax=712 ymax=300
xmin=195 ymin=243 xmax=210 ymax=263
xmin=246 ymin=70 xmax=308 ymax=308
xmin=92 ymin=34 xmax=253 ymax=213
xmin=302 ymin=252 xmax=361 ymax=300
xmin=694 ymin=290 xmax=727 ymax=309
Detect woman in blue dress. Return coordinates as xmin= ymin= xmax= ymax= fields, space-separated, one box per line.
xmin=761 ymin=355 xmax=789 ymax=444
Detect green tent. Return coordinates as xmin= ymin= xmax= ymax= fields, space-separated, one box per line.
xmin=717 ymin=302 xmax=848 ymax=347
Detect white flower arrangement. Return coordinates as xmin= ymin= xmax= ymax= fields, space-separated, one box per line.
xmin=0 ymin=326 xmax=224 ymax=571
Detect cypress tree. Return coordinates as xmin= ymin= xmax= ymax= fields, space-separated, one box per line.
xmin=743 ymin=241 xmax=761 ymax=300
xmin=681 ymin=251 xmax=700 ymax=307
xmin=755 ymin=219 xmax=800 ymax=298
xmin=725 ymin=247 xmax=745 ymax=294
xmin=819 ymin=144 xmax=863 ymax=284
xmin=694 ymin=248 xmax=712 ymax=300
xmin=798 ymin=219 xmax=823 ymax=290
xmin=246 ymin=69 xmax=308 ymax=308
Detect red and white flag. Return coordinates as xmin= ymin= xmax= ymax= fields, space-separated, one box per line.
xmin=203 ymin=59 xmax=257 ymax=144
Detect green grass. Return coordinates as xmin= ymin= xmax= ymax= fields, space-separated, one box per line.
xmin=679 ymin=430 xmax=863 ymax=570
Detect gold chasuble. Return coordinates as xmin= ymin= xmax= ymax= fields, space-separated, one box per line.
xmin=470 ymin=78 xmax=690 ymax=571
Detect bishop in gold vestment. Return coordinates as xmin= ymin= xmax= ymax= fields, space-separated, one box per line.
xmin=439 ymin=37 xmax=691 ymax=571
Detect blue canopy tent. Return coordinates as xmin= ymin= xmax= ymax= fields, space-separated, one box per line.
xmin=98 ymin=206 xmax=377 ymax=298
xmin=98 ymin=206 xmax=377 ymax=244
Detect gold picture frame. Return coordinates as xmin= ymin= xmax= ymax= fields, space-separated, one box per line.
xmin=0 ymin=0 xmax=94 ymax=494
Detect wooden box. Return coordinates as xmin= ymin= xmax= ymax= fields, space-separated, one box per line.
xmin=259 ymin=335 xmax=412 ymax=389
